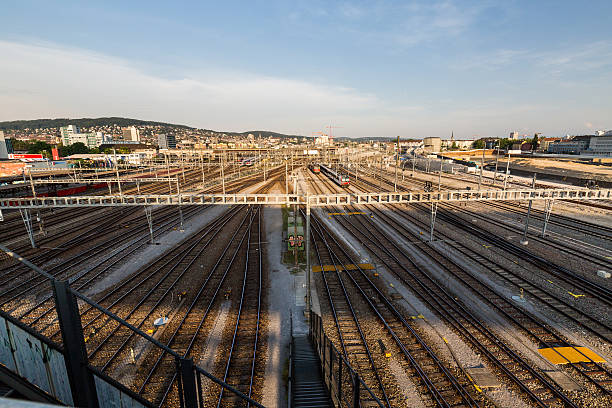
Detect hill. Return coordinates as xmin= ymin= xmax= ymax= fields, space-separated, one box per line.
xmin=0 ymin=117 xmax=192 ymax=131
xmin=0 ymin=118 xmax=306 ymax=139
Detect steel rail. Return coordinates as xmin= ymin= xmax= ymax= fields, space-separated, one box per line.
xmin=88 ymin=207 xmax=247 ymax=372
xmin=365 ymin=205 xmax=612 ymax=395
xmin=215 ymin=207 xmax=262 ymax=407
xmin=309 ymin=212 xmax=479 ymax=408
xmin=349 ymin=168 xmax=612 ymax=306
xmin=307 ymin=176 xmax=477 ymax=408
xmin=310 ymin=217 xmax=393 ymax=407
xmin=387 ymin=203 xmax=612 ymax=345
xmin=145 ymin=206 xmax=257 ymax=405
xmin=337 ymin=208 xmax=579 ymax=408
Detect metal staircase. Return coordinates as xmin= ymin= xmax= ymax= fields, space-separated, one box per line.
xmin=291 ymin=335 xmax=332 ymax=408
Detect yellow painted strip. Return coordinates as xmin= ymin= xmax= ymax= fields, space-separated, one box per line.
xmin=312 ymin=263 xmax=375 ymax=273
xmin=442 ymin=337 xmax=448 ymax=344
xmin=547 ymin=280 xmax=553 ymax=284
xmin=327 ymin=212 xmax=366 ymax=216
xmin=465 ymin=374 xmax=483 ymax=393
xmin=568 ymin=292 xmax=585 ymax=298
xmin=538 ymin=347 xmax=606 ymax=364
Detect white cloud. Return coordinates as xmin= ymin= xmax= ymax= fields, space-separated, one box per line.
xmin=0 ymin=40 xmax=399 ymax=136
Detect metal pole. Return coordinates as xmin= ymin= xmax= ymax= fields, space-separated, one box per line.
xmin=378 ymin=155 xmax=383 ymax=190
xmin=144 ymin=206 xmax=154 ymax=243
xmin=114 ymin=149 xmax=122 ymax=195
xmin=177 ymin=179 xmax=184 ymax=231
xmin=541 ymin=200 xmax=554 ymax=237
xmin=430 ymin=202 xmax=438 ymax=242
xmin=200 ymin=153 xmax=205 ymax=186
xmin=478 ymin=145 xmax=485 ymax=191
xmin=438 ymin=160 xmax=442 ymax=192
xmin=521 ymin=173 xmax=537 ymax=245
xmin=285 ymin=162 xmax=289 ymax=194
xmin=503 ymin=152 xmax=511 ymax=191
xmin=53 ymin=280 xmax=100 ymax=408
xmin=352 ymin=373 xmax=360 ymax=408
xmin=165 ymin=153 xmax=172 ymax=194
xmin=305 ymin=197 xmax=311 ymax=317
xmin=177 ymin=357 xmax=198 ymax=408
xmin=493 ymin=143 xmax=500 ymax=186
xmin=181 ymin=152 xmax=186 ymax=183
xmin=394 ymin=136 xmax=399 ymax=192
xmin=294 ymin=204 xmax=298 ymax=266
xmin=221 ymin=152 xmax=225 ymax=194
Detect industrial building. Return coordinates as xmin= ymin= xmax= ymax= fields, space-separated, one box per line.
xmin=122 ymin=126 xmax=140 ymax=142
xmin=0 ymin=131 xmax=14 ymax=159
xmin=60 ymin=125 xmax=106 ymax=148
xmin=158 ymin=133 xmax=177 ymax=149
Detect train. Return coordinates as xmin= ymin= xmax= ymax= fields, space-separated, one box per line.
xmin=308 ymin=163 xmax=320 ymax=173
xmin=320 ymin=164 xmax=350 ymax=187
xmin=240 ymin=157 xmax=260 ymax=167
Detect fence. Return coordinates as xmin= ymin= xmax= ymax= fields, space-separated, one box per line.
xmin=0 ymin=244 xmax=263 ymax=408
xmin=309 ymin=311 xmax=384 ymax=408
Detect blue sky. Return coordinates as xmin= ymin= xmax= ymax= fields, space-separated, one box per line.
xmin=1 ymin=1 xmax=611 ymax=138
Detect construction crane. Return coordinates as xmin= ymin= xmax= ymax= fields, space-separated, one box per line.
xmin=325 ymin=124 xmax=343 ymax=142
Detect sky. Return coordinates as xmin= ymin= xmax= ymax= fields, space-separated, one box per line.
xmin=1 ymin=1 xmax=611 ymax=138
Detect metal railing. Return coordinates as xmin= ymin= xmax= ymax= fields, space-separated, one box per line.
xmin=309 ymin=311 xmax=384 ymax=408
xmin=0 ymin=244 xmax=264 ymax=408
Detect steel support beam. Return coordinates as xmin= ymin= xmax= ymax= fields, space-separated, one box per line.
xmin=1 ymin=188 xmax=610 ymax=209
xmin=305 ymin=198 xmax=311 ymax=317
xmin=430 ymin=202 xmax=438 ymax=242
xmin=541 ymin=199 xmax=555 ymax=237
xmin=19 ymin=209 xmax=36 ymax=248
xmin=177 ymin=357 xmax=198 ymax=408
xmin=521 ymin=174 xmax=537 ymax=245
xmin=144 ymin=206 xmax=154 ymax=243
xmin=52 ymin=280 xmax=100 ymax=408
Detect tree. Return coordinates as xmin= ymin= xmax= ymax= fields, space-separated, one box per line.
xmin=532 ymin=134 xmax=539 ymax=151
xmin=70 ymin=142 xmax=89 ymax=154
xmin=472 ymin=139 xmax=485 ymax=149
xmin=28 ymin=140 xmax=52 ymax=154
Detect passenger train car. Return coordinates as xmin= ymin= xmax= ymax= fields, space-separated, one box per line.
xmin=308 ymin=163 xmax=321 ymax=173
xmin=320 ymin=164 xmax=350 ymax=187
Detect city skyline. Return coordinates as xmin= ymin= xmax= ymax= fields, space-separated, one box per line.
xmin=1 ymin=1 xmax=611 ymax=138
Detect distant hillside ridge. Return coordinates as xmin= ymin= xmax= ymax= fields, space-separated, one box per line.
xmin=0 ymin=118 xmax=307 ymax=139
xmin=0 ymin=117 xmax=193 ymax=131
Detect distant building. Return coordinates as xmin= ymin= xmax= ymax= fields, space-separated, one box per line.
xmin=122 ymin=126 xmax=140 ymax=142
xmin=314 ymin=134 xmax=330 ymax=146
xmin=158 ymin=134 xmax=176 ymax=149
xmin=588 ymin=135 xmax=612 ymax=156
xmin=60 ymin=125 xmax=101 ymax=148
xmin=509 ymin=131 xmax=519 ymax=140
xmin=0 ymin=131 xmax=14 ymax=159
xmin=423 ymin=137 xmax=441 ymax=153
xmin=547 ymin=136 xmax=591 ymax=154
xmin=483 ymin=138 xmax=500 ymax=149
xmin=539 ymin=137 xmax=561 ymax=151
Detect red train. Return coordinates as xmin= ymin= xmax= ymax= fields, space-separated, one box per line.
xmin=309 ymin=164 xmax=321 ymax=174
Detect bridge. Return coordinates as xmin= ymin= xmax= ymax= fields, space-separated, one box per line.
xmin=0 ymin=188 xmax=610 ymax=209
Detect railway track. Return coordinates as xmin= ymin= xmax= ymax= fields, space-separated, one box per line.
xmin=310 ymin=173 xmax=482 ymax=407
xmin=348 ymin=166 xmax=612 ymax=307
xmin=312 ymin=170 xmax=593 ymax=407
xmin=350 ymin=201 xmax=612 ymax=398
